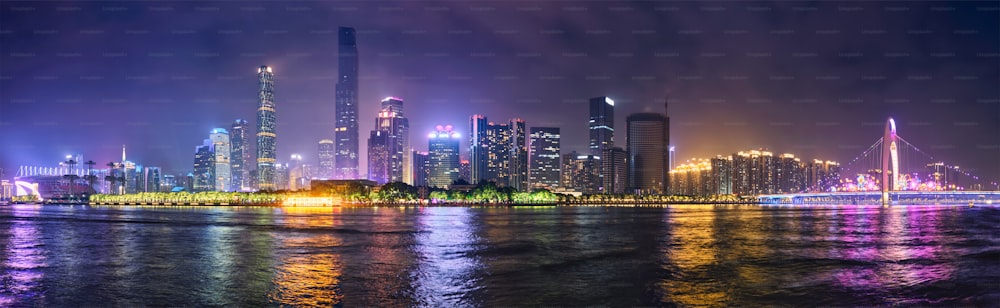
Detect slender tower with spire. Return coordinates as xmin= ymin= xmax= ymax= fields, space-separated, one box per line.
xmin=256 ymin=66 xmax=277 ymax=190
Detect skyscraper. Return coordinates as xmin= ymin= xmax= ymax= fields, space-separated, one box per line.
xmin=288 ymin=154 xmax=306 ymax=190
xmin=468 ymin=115 xmax=528 ymax=189
xmin=193 ymin=139 xmax=214 ymax=192
xmin=231 ymin=119 xmax=249 ymax=191
xmin=529 ymin=127 xmax=561 ymax=189
xmin=367 ymin=130 xmax=391 ymax=184
xmin=412 ymin=150 xmax=430 ymax=187
xmin=509 ymin=118 xmax=528 ymax=191
xmin=209 ymin=128 xmax=231 ymax=192
xmin=627 ymin=113 xmax=668 ymax=194
xmin=334 ymin=26 xmax=359 ymax=179
xmin=486 ymin=121 xmax=512 ymax=186
xmin=562 ymin=152 xmax=601 ymax=194
xmin=469 ymin=114 xmax=489 ymax=184
xmin=589 ymin=96 xmax=615 ymax=156
xmin=375 ymin=97 xmax=409 ymax=183
xmin=317 ymin=139 xmax=335 ymax=179
xmin=602 ymin=147 xmax=628 ymax=194
xmin=428 ymin=125 xmax=460 ymax=188
xmin=256 ymin=65 xmax=277 ymax=191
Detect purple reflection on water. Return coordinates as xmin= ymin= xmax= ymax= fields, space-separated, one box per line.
xmin=1 ymin=205 xmax=47 ymax=306
xmin=412 ymin=207 xmax=484 ymax=306
xmin=830 ymin=206 xmax=955 ymax=293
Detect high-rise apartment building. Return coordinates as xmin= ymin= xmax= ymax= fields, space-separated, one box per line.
xmin=528 ymin=127 xmax=561 ymax=189
xmin=561 ymin=152 xmax=601 ymax=194
xmin=469 ymin=115 xmax=527 ymax=189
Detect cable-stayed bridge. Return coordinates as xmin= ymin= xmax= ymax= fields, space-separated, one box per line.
xmin=759 ymin=118 xmax=999 ymax=205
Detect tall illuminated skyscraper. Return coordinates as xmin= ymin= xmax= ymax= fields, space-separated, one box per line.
xmin=256 ymin=65 xmax=277 ymax=191
xmin=428 ymin=125 xmax=461 ymax=188
xmin=469 ymin=114 xmax=489 ymax=184
xmin=317 ymin=139 xmax=335 ymax=179
xmin=231 ymin=119 xmax=249 ymax=191
xmin=374 ymin=97 xmax=409 ymax=183
xmin=209 ymin=128 xmax=231 ymax=192
xmin=529 ymin=127 xmax=561 ymax=189
xmin=589 ymin=96 xmax=615 ymax=156
xmin=334 ymin=26 xmax=359 ymax=179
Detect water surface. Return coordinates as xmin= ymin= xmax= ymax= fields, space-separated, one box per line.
xmin=1 ymin=204 xmax=998 ymax=306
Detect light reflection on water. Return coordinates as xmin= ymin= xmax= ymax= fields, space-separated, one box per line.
xmin=0 ymin=204 xmax=997 ymax=306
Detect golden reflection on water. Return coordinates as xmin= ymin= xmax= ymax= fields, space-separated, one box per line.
xmin=268 ymin=208 xmax=345 ymax=306
xmin=658 ymin=205 xmax=773 ymax=306
xmin=659 ymin=205 xmax=727 ymax=306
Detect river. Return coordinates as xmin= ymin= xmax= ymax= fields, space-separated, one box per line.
xmin=2 ymin=204 xmax=997 ymax=306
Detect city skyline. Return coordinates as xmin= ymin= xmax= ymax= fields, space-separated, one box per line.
xmin=1 ymin=2 xmax=997 ymax=182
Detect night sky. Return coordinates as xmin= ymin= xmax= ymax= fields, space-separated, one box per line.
xmin=1 ymin=1 xmax=998 ymax=181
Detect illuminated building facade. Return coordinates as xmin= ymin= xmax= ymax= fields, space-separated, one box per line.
xmin=528 ymin=127 xmax=561 ymax=189
xmin=710 ymin=156 xmax=733 ymax=195
xmin=626 ymin=112 xmax=668 ymax=194
xmin=588 ymin=96 xmax=615 ymax=156
xmin=561 ymin=151 xmax=601 ymax=194
xmin=459 ymin=160 xmax=471 ymax=183
xmin=469 ymin=115 xmax=527 ymax=189
xmin=317 ymin=139 xmax=335 ymax=179
xmin=673 ymin=150 xmax=838 ymax=196
xmin=485 ymin=121 xmax=511 ymax=186
xmin=143 ymin=167 xmax=160 ymax=193
xmin=469 ymin=114 xmax=489 ymax=184
xmin=193 ymin=139 xmax=214 ymax=192
xmin=372 ymin=97 xmax=409 ymax=183
xmin=428 ymin=125 xmax=461 ymax=188
xmin=334 ymin=27 xmax=360 ymax=180
xmin=230 ymin=119 xmax=249 ymax=191
xmin=412 ymin=150 xmax=430 ymax=187
xmin=256 ymin=65 xmax=277 ymax=191
xmin=288 ymin=154 xmax=307 ymax=190
xmin=367 ymin=130 xmax=391 ymax=184
xmin=210 ymin=128 xmax=231 ymax=191
xmin=275 ymin=163 xmax=290 ymax=191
